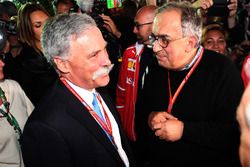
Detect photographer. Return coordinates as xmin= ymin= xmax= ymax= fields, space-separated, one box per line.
xmin=194 ymin=0 xmax=245 ymax=46
xmin=2 ymin=16 xmax=24 ymax=79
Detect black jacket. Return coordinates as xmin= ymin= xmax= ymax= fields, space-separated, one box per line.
xmin=12 ymin=44 xmax=58 ymax=106
xmin=21 ymin=80 xmax=134 ymax=167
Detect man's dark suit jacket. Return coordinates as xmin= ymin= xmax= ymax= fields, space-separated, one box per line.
xmin=21 ymin=79 xmax=134 ymax=167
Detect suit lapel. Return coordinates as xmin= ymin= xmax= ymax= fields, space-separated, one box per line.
xmin=58 ymin=82 xmax=124 ymax=164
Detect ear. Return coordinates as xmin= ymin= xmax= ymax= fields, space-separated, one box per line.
xmin=185 ymin=36 xmax=198 ymax=52
xmin=53 ymin=56 xmax=70 ymax=74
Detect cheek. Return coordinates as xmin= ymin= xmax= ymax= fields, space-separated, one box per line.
xmin=33 ymin=28 xmax=42 ymax=40
xmin=204 ymin=43 xmax=213 ymax=49
xmin=85 ymin=63 xmax=99 ymax=77
xmin=220 ymin=43 xmax=226 ymax=49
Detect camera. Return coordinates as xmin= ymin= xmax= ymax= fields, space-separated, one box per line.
xmin=92 ymin=0 xmax=108 ymax=14
xmin=0 ymin=19 xmax=17 ymax=50
xmin=0 ymin=19 xmax=17 ymax=35
xmin=90 ymin=12 xmax=104 ymax=27
xmin=207 ymin=0 xmax=230 ymax=18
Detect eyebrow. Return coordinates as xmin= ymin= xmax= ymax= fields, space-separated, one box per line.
xmin=153 ymin=33 xmax=170 ymax=38
xmin=206 ymin=37 xmax=225 ymax=40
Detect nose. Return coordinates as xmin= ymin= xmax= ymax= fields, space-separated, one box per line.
xmin=152 ymin=40 xmax=162 ymax=53
xmin=102 ymin=49 xmax=111 ymax=65
xmin=212 ymin=42 xmax=220 ymax=49
xmin=0 ymin=59 xmax=5 ymax=67
xmin=133 ymin=26 xmax=138 ymax=34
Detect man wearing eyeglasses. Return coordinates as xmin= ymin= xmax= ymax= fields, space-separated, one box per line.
xmin=116 ymin=5 xmax=157 ymax=166
xmin=139 ymin=1 xmax=244 ymax=167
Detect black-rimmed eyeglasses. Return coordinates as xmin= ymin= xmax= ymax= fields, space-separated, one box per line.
xmin=149 ymin=33 xmax=184 ymax=48
xmin=134 ymin=22 xmax=153 ymax=29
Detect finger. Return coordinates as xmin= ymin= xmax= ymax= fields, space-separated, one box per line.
xmin=155 ymin=129 xmax=169 ymax=140
xmin=149 ymin=112 xmax=166 ymax=124
xmin=204 ymin=0 xmax=212 ymax=8
xmin=154 ymin=128 xmax=163 ymax=136
xmin=208 ymin=0 xmax=213 ymax=6
xmin=162 ymin=112 xmax=178 ymax=120
xmin=151 ymin=122 xmax=163 ymax=131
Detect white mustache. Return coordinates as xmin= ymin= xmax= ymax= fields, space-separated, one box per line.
xmin=92 ymin=64 xmax=114 ymax=80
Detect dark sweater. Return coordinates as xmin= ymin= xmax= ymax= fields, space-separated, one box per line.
xmin=137 ymin=49 xmax=244 ymax=167
xmin=12 ymin=44 xmax=58 ymax=106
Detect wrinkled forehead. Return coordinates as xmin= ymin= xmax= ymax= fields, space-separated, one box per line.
xmin=69 ymin=27 xmax=107 ymax=53
xmin=152 ymin=10 xmax=182 ymax=36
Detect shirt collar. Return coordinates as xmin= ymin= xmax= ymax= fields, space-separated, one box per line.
xmin=180 ymin=45 xmax=203 ymax=71
xmin=65 ymin=79 xmax=95 ymax=107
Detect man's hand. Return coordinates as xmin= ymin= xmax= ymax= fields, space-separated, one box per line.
xmin=154 ymin=119 xmax=184 ymax=141
xmin=227 ymin=0 xmax=238 ymax=28
xmin=148 ymin=111 xmax=184 ymax=142
xmin=99 ymin=14 xmax=121 ymax=38
xmin=192 ymin=0 xmax=213 ymax=10
xmin=148 ymin=111 xmax=176 ymax=129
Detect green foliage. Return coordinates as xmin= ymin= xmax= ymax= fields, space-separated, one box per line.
xmin=5 ymin=0 xmax=55 ymax=16
xmin=36 ymin=0 xmax=55 ymax=16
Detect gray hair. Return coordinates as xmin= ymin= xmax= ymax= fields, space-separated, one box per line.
xmin=76 ymin=0 xmax=94 ymax=13
xmin=157 ymin=1 xmax=202 ymax=46
xmin=41 ymin=13 xmax=96 ymax=65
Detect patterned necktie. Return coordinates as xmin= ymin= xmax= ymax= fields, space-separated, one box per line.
xmin=92 ymin=93 xmax=105 ymax=122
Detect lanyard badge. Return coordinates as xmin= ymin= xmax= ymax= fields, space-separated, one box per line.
xmin=0 ymin=87 xmax=22 ymax=138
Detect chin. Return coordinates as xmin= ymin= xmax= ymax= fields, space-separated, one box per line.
xmin=158 ymin=60 xmax=169 ymax=69
xmin=0 ymin=74 xmax=4 ymax=80
xmin=96 ymin=75 xmax=110 ymax=87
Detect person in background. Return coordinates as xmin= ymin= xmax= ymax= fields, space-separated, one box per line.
xmin=202 ymin=23 xmax=228 ymax=55
xmin=0 ymin=2 xmax=23 ymax=79
xmin=139 ymin=1 xmax=243 ymax=166
xmin=116 ymin=5 xmax=157 ymax=166
xmin=199 ymin=0 xmax=245 ymax=47
xmin=53 ymin=0 xmax=78 ymax=14
xmin=0 ymin=1 xmax=17 ymax=20
xmin=201 ymin=22 xmax=250 ymax=78
xmin=21 ymin=13 xmax=134 ymax=167
xmin=0 ymin=35 xmax=34 ymax=167
xmin=53 ymin=0 xmax=73 ymax=14
xmin=237 ymin=82 xmax=250 ymax=167
xmin=110 ymin=0 xmax=138 ymax=52
xmin=3 ymin=16 xmax=24 ymax=79
xmin=13 ymin=3 xmax=58 ymax=106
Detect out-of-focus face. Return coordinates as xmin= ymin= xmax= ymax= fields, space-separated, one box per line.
xmin=203 ymin=29 xmax=226 ymax=54
xmin=30 ymin=10 xmax=49 ymax=42
xmin=152 ymin=10 xmax=190 ymax=70
xmin=60 ymin=27 xmax=112 ymax=90
xmin=133 ymin=10 xmax=153 ymax=44
xmin=8 ymin=34 xmax=21 ymax=47
xmin=56 ymin=3 xmax=71 ymax=14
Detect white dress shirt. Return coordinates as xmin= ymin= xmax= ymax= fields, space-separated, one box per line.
xmin=66 ymin=80 xmax=129 ymax=167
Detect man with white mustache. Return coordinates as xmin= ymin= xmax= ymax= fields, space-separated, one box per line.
xmin=21 ymin=13 xmax=133 ymax=167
